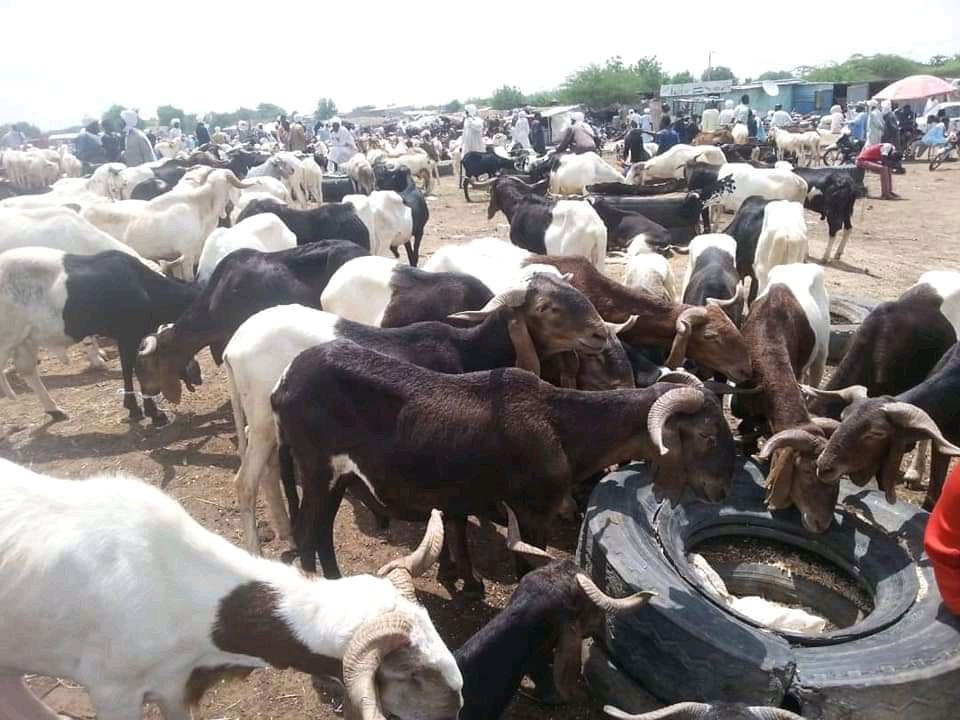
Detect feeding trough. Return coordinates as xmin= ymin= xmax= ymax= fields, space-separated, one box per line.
xmin=578 ymin=459 xmax=960 ymax=720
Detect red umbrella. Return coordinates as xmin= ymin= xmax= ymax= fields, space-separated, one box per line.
xmin=874 ymin=74 xmax=958 ymax=101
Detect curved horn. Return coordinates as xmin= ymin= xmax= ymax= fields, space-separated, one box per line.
xmin=664 ymin=307 xmax=709 ymax=369
xmin=657 ymin=370 xmax=704 ymax=387
xmin=448 ymin=284 xmax=529 ymax=322
xmin=647 ymin=386 xmax=706 ymax=455
xmin=882 ymin=402 xmax=960 ymax=455
xmin=576 ymin=574 xmax=655 ymax=614
xmin=759 ymin=428 xmax=827 ymax=461
xmin=376 ymin=509 xmax=444 ymax=601
xmin=502 ymin=502 xmax=554 ymax=565
xmin=663 ymin=245 xmax=690 ymax=254
xmin=342 ymin=611 xmax=414 ymax=720
xmin=748 ymin=707 xmax=806 ymax=720
xmin=138 ymin=335 xmax=158 ymax=356
xmin=605 ymin=315 xmax=639 ymax=336
xmin=157 ymin=254 xmax=185 ymax=274
xmin=603 ymin=703 xmax=713 ymax=719
xmin=226 ymin=171 xmax=256 ymax=189
xmin=705 ymin=281 xmax=744 ymax=309
xmin=800 ymin=384 xmax=868 ymax=405
xmin=468 ymin=176 xmax=499 ymax=188
xmin=810 ymin=416 xmax=841 ymax=437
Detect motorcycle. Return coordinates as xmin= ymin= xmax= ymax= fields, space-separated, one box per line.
xmin=929 ymin=131 xmax=960 ymax=171
xmin=821 ymin=134 xmax=863 ymax=166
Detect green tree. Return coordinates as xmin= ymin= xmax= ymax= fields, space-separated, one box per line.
xmin=490 ymin=85 xmax=525 ymax=110
xmin=758 ymin=70 xmax=795 ymax=81
xmin=701 ymin=66 xmax=736 ymax=82
xmin=315 ymin=98 xmax=338 ymax=121
xmin=443 ymin=99 xmax=463 ymax=113
xmin=101 ymin=104 xmax=128 ymax=130
xmin=12 ymin=121 xmax=41 ymax=138
xmin=256 ymin=102 xmax=287 ymax=120
xmin=524 ymin=91 xmax=557 ymax=107
xmin=668 ymin=70 xmax=695 ymax=84
xmin=156 ymin=104 xmax=186 ymax=126
xmin=559 ymin=55 xmax=664 ymax=108
xmin=634 ymin=56 xmax=666 ymax=91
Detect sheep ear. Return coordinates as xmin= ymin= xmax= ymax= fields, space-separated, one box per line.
xmin=507 ymin=317 xmax=541 ymax=376
xmin=765 ymin=448 xmax=796 ymax=511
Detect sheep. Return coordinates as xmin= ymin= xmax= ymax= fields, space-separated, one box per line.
xmin=299 ymin=155 xmax=324 ymax=204
xmin=768 ymin=126 xmax=806 ymax=163
xmin=487 ymin=176 xmax=608 ymax=271
xmin=120 ymin=168 xmax=253 ymax=281
xmin=686 ymin=162 xmax=809 ymax=215
xmin=731 ymin=122 xmax=749 ymax=145
xmin=344 ymin=153 xmax=376 ymax=195
xmin=678 ymin=233 xmax=737 ymax=300
xmin=387 ymin=152 xmax=438 ymax=194
xmin=227 ymin=275 xmax=620 ymax=553
xmin=547 ymin=151 xmax=625 ymax=195
xmin=373 ymin=165 xmax=429 ymax=266
xmin=0 ymin=457 xmax=463 ymax=720
xmin=587 ymin=197 xmax=674 ymax=251
xmin=80 ymin=199 xmax=151 ymax=242
xmin=195 ymin=213 xmax=297 ymax=286
xmin=343 ymin=191 xmax=414 ymax=260
xmin=623 ymin=244 xmax=676 ymax=304
xmin=134 ymin=240 xmax=368 ymax=418
xmin=753 ymin=200 xmax=808 ymax=297
xmin=272 ymin=339 xmax=736 ymax=597
xmin=320 ymin=255 xmax=494 ymax=328
xmin=230 ymin=189 xmax=290 ymax=226
xmin=720 ymin=195 xmax=772 ymax=305
xmin=679 ymin=234 xmax=744 ymax=332
xmin=627 ymin=144 xmax=726 ymax=185
xmin=423 ymin=237 xmax=560 ymax=294
xmin=0 ymin=248 xmax=201 ymax=424
xmin=734 ymin=263 xmax=836 ymax=533
xmin=237 ymin=197 xmax=370 ymax=252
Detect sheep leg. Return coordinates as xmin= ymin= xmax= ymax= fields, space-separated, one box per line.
xmin=0 ymin=677 xmax=65 ymax=720
xmin=923 ymin=450 xmax=950 ymax=511
xmin=307 ymin=476 xmax=347 ymax=578
xmin=115 ymin=341 xmax=144 ymax=423
xmin=236 ymin=434 xmax=276 ymax=555
xmin=904 ymin=440 xmax=929 ymax=489
xmin=12 ymin=344 xmax=66 ymax=421
xmin=833 ymin=226 xmax=852 ymax=261
xmin=444 ymin=514 xmax=484 ymax=599
xmin=85 ymin=688 xmax=143 ymax=720
xmin=263 ymin=450 xmax=293 ymax=542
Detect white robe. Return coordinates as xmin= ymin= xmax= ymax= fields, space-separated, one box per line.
xmin=700 ymin=108 xmax=720 ymax=131
xmin=329 ymin=126 xmax=358 ymax=165
xmin=511 ymin=117 xmax=531 ymax=149
xmin=461 ymin=116 xmax=485 ymax=155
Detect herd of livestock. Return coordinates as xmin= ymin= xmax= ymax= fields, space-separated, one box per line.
xmin=0 ymin=121 xmax=956 ymax=720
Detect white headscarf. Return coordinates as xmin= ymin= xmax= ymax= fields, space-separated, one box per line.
xmin=465 ymin=104 xmax=477 ymax=117
xmin=120 ymin=109 xmax=139 ymax=130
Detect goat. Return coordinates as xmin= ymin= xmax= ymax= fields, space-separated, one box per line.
xmin=487 ymin=176 xmax=607 ymax=271
xmin=343 ymin=191 xmax=414 ymax=260
xmin=235 ymin=197 xmax=370 ymax=252
xmin=227 ymin=274 xmax=619 ymax=554
xmin=753 ymin=200 xmax=808 ymax=297
xmin=720 ymin=195 xmax=772 ymax=305
xmin=734 ymin=264 xmax=836 ymax=533
xmin=459 ymin=151 xmax=518 ymax=196
xmin=0 ymin=458 xmax=463 ymax=720
xmin=813 ymin=343 xmax=960 ymax=510
xmin=588 ymin=197 xmax=673 ymax=251
xmin=792 ymin=168 xmax=858 ymax=263
xmin=272 ymin=339 xmax=735 ymax=597
xmin=134 ymin=241 xmax=367 ymax=414
xmin=0 ymin=248 xmax=201 ymax=425
xmin=374 ymin=164 xmax=429 ymax=266
xmin=344 ymin=153 xmax=376 ymax=195
xmin=686 ymin=162 xmax=808 ymax=216
xmin=680 ymin=234 xmax=745 ymax=330
xmin=320 ymin=255 xmax=494 ymax=328
xmin=195 ymin=213 xmax=297 ymax=286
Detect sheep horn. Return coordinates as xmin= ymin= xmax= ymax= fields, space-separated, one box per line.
xmin=502 ymin=502 xmax=554 ymax=565
xmin=810 ymin=416 xmax=841 ymax=436
xmin=663 ymin=245 xmax=690 ymax=254
xmin=657 ymin=370 xmax=704 ymax=387
xmin=603 ymin=703 xmax=713 ymax=719
xmin=157 ymin=254 xmax=185 ymax=273
xmin=665 ymin=306 xmax=709 ymax=369
xmin=448 ymin=284 xmax=529 ymax=321
xmin=748 ymin=708 xmax=806 ymax=720
xmin=576 ymin=574 xmax=655 ymax=614
xmin=342 ymin=611 xmax=414 ymax=720
xmin=882 ymin=402 xmax=960 ymax=455
xmin=799 ymin=384 xmax=868 ymax=405
xmin=226 ymin=171 xmax=257 ymax=189
xmin=605 ymin=315 xmax=639 ymax=336
xmin=376 ymin=509 xmax=444 ymax=601
xmin=647 ymin=386 xmax=706 ymax=455
xmin=138 ymin=335 xmax=158 ymax=356
xmin=759 ymin=428 xmax=827 ymax=461
xmin=706 ymin=281 xmax=744 ymax=309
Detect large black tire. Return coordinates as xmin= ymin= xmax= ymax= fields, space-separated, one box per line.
xmin=322 ymin=174 xmax=356 ymax=202
xmin=577 ymin=460 xmax=960 ymax=719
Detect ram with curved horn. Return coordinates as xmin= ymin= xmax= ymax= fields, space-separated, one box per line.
xmin=731 ymin=263 xmax=840 ymax=533
xmin=815 ymin=342 xmax=960 ymax=509
xmin=271 ymin=339 xmax=737 ymax=599
xmin=604 ymin=701 xmax=804 ymax=719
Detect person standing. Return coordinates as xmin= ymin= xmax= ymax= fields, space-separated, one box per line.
xmin=166 ymin=118 xmax=182 ymax=142
xmin=461 ymin=104 xmax=486 ymax=155
xmin=847 ymin=104 xmax=867 ymax=142
xmin=327 ymin=117 xmax=357 ymax=169
xmin=0 ymin=126 xmax=25 ymax=149
xmin=925 ymin=463 xmax=960 ymax=616
xmin=74 ymin=120 xmax=104 ymax=168
xmin=867 ymin=100 xmax=883 ymax=145
xmin=718 ymin=99 xmax=735 ymax=126
xmin=829 ymin=104 xmax=845 ymax=134
xmin=288 ymin=114 xmax=307 ymax=152
xmin=640 ymin=108 xmax=654 ymax=136
xmin=881 ymin=100 xmax=900 ymax=147
xmin=120 ymin=109 xmax=156 ymax=166
xmin=771 ymin=104 xmax=792 ymax=128
xmin=511 ymin=110 xmax=531 ymax=150
xmin=654 ymin=116 xmax=679 ymax=154
xmin=622 ymin=124 xmax=649 ymax=163
xmin=195 ymin=119 xmax=211 ymax=146
xmin=529 ymin=112 xmax=546 ymax=155
xmin=700 ymin=102 xmax=720 ymax=132
xmin=555 ymin=112 xmax=596 ymax=154
xmin=626 ymin=108 xmax=640 ymax=129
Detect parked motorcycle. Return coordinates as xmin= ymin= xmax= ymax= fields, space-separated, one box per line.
xmin=821 ymin=134 xmax=863 ymax=166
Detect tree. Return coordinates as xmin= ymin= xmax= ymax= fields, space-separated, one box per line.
xmin=156 ymin=104 xmax=186 ymax=126
xmin=701 ymin=66 xmax=736 ymax=82
xmin=443 ymin=99 xmax=463 ymax=113
xmin=668 ymin=70 xmax=695 ymax=84
xmin=490 ymin=85 xmax=525 ymax=110
xmin=559 ymin=55 xmax=665 ymax=108
xmin=101 ymin=104 xmax=128 ymax=130
xmin=758 ymin=70 xmax=795 ymax=81
xmin=12 ymin=121 xmax=41 ymax=138
xmin=315 ymin=98 xmax=338 ymax=121
xmin=524 ymin=91 xmax=557 ymax=107
xmin=351 ymin=104 xmax=376 ymax=113
xmin=256 ymin=102 xmax=287 ymax=120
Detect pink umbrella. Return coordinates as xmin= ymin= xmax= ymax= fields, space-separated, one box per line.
xmin=874 ymin=74 xmax=958 ymax=101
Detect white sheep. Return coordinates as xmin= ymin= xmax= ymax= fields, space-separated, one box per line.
xmin=422 ymin=237 xmax=536 ymax=293
xmin=196 ymin=214 xmax=297 ymax=286
xmin=343 ymin=191 xmax=414 ymax=259
xmin=320 ymin=255 xmax=403 ymax=326
xmin=548 ymin=152 xmax=624 ymax=195
xmin=622 ymin=238 xmax=677 ymax=303
xmin=0 ymin=457 xmax=463 ymax=720
xmin=754 ymin=200 xmax=809 ymax=297
xmin=344 ymin=153 xmax=376 ymax=195
xmin=626 ymin=143 xmax=726 ymax=185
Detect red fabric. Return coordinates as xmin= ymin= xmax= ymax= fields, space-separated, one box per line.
xmin=857 ymin=143 xmax=884 ymax=163
xmin=924 ymin=463 xmax=960 ymax=614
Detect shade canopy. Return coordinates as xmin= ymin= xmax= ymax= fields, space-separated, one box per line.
xmin=873 ymin=75 xmax=957 ymax=101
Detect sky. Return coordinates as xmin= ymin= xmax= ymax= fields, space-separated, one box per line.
xmin=2 ymin=0 xmax=957 ymax=130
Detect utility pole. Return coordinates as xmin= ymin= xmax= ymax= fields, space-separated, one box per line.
xmin=707 ymin=50 xmax=715 ymax=81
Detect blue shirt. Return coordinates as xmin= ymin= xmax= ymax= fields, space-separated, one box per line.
xmin=848 ymin=112 xmax=867 ymax=142
xmin=655 ymin=128 xmax=679 ymax=153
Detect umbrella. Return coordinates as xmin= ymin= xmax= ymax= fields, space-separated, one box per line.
xmin=874 ymin=74 xmax=957 ymax=101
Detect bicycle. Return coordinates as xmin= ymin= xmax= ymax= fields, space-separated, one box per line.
xmin=929 ymin=132 xmax=959 ymax=171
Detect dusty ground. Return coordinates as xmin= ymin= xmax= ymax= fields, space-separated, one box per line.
xmin=3 ymin=157 xmax=959 ymax=720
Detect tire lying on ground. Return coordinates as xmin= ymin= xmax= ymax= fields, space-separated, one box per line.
xmin=827 ymin=293 xmax=879 ymax=364
xmin=576 ymin=459 xmax=960 ymax=720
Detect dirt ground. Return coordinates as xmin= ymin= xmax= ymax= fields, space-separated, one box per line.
xmin=3 ymin=157 xmax=959 ymax=720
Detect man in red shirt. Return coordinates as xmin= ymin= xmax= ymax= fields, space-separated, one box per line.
xmin=925 ymin=462 xmax=960 ymax=614
xmin=856 ymin=142 xmax=902 ymax=199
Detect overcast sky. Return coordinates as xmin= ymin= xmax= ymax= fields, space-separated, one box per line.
xmin=2 ymin=0 xmax=958 ymax=130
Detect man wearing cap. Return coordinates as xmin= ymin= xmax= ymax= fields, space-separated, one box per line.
xmin=555 ymin=112 xmax=596 ymax=154
xmin=120 ymin=109 xmax=156 ymax=166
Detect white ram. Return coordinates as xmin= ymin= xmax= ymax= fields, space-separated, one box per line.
xmin=196 ymin=214 xmax=297 ymax=286
xmin=754 ymin=200 xmax=809 ymax=296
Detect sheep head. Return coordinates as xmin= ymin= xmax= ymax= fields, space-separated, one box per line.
xmin=135 ymin=324 xmax=202 ymax=405
xmin=815 ymin=398 xmax=960 ymax=503
xmin=759 ymin=424 xmax=836 ymax=533
xmin=666 ymin=305 xmax=752 ymax=384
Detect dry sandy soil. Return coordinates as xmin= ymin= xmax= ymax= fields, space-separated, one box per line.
xmin=3 ymin=157 xmax=959 ymax=720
